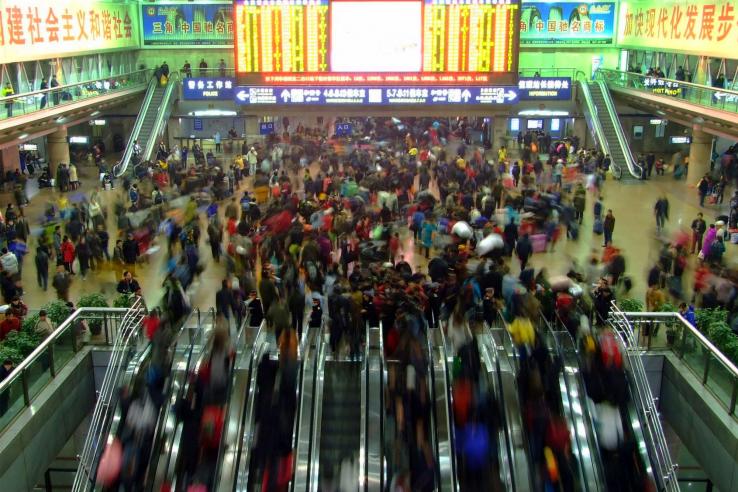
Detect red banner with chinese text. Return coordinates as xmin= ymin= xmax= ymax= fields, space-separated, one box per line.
xmin=0 ymin=0 xmax=139 ymax=64
xmin=618 ymin=0 xmax=738 ymax=58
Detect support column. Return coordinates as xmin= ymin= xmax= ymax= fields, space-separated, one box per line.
xmin=47 ymin=127 xmax=70 ymax=179
xmin=0 ymin=147 xmax=20 ymax=174
xmin=687 ymin=127 xmax=713 ymax=186
xmin=244 ymin=116 xmax=260 ymax=142
xmin=573 ymin=117 xmax=589 ymax=149
xmin=491 ymin=116 xmax=508 ymax=152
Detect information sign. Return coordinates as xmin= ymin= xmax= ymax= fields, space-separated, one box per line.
xmin=182 ymin=78 xmax=235 ymax=100
xmin=234 ymin=86 xmax=519 ymax=105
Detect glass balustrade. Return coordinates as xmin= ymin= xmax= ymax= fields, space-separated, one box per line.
xmin=619 ymin=311 xmax=738 ymax=417
xmin=597 ymin=68 xmax=738 ymax=115
xmin=0 ymin=70 xmax=151 ymax=121
xmin=0 ymin=308 xmax=131 ymax=434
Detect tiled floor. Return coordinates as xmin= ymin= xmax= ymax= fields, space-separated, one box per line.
xmin=8 ymin=155 xmax=734 ymax=314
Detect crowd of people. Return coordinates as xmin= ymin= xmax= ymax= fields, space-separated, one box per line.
xmin=1 ymin=113 xmax=733 ymax=491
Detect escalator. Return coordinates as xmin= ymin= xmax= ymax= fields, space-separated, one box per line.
xmin=233 ymin=322 xmax=315 ymax=492
xmin=479 ymin=324 xmax=534 ymax=491
xmin=555 ymin=305 xmax=677 ymax=491
xmin=579 ymin=78 xmax=642 ymax=180
xmin=539 ymin=315 xmax=604 ymax=492
xmin=72 ymin=304 xmax=192 ymax=492
xmin=153 ymin=315 xmax=272 ymax=492
xmin=145 ymin=309 xmax=216 ymax=491
xmin=439 ymin=322 xmax=524 ymax=492
xmin=538 ymin=324 xmax=601 ymax=492
xmin=307 ymin=328 xmax=363 ymax=491
xmin=114 ymin=72 xmax=180 ymax=177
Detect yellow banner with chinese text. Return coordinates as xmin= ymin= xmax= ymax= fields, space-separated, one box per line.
xmin=617 ymin=0 xmax=738 ymax=57
xmin=0 ymin=0 xmax=139 ymax=64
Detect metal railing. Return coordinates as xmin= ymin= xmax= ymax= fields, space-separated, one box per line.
xmin=72 ymin=298 xmax=147 ymax=492
xmin=616 ymin=309 xmax=738 ymax=417
xmin=0 ymin=307 xmax=132 ymax=435
xmin=608 ymin=305 xmax=680 ymax=492
xmin=519 ymin=68 xmax=577 ymax=79
xmin=598 ymin=68 xmax=738 ymax=115
xmin=0 ymin=70 xmax=151 ymax=121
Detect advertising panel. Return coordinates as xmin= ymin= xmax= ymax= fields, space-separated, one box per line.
xmin=233 ymin=85 xmax=519 ymax=105
xmin=618 ymin=0 xmax=738 ymax=58
xmin=140 ymin=2 xmax=233 ymax=47
xmin=0 ymin=0 xmax=139 ymax=64
xmin=517 ymin=77 xmax=572 ymax=99
xmin=521 ymin=1 xmax=616 ymax=45
xmin=234 ymin=0 xmax=520 ymax=85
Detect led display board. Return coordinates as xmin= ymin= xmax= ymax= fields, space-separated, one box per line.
xmin=642 ymin=77 xmax=682 ymax=97
xmin=234 ymin=85 xmax=519 ymax=104
xmin=234 ymin=0 xmax=520 ymax=85
xmin=141 ymin=2 xmax=233 ymax=47
xmin=520 ymin=1 xmax=616 ymax=45
xmin=182 ymin=78 xmax=236 ymax=100
xmin=517 ymin=77 xmax=572 ymax=99
xmin=0 ymin=0 xmax=138 ymax=64
xmin=618 ymin=0 xmax=738 ymax=58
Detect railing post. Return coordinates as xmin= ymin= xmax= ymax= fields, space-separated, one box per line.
xmin=21 ymin=371 xmax=30 ymax=405
xmin=48 ymin=346 xmax=56 ymax=378
xmin=729 ymin=378 xmax=738 ymax=416
xmin=677 ymin=323 xmax=688 ymax=359
xmin=44 ymin=469 xmax=52 ymax=492
xmin=702 ymin=348 xmax=711 ymax=385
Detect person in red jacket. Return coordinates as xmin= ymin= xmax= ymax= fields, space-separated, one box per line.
xmin=0 ymin=312 xmax=20 ymax=340
xmin=60 ymin=235 xmax=76 ymax=274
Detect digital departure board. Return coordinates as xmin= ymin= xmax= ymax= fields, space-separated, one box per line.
xmin=234 ymin=0 xmax=520 ymax=85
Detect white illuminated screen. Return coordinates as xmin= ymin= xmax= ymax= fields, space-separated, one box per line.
xmin=330 ymin=1 xmax=422 ymax=72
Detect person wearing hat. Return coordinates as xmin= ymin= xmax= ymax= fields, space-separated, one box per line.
xmin=246 ymin=146 xmax=258 ymax=176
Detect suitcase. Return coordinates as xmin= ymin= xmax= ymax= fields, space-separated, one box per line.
xmin=593 ymin=218 xmax=604 ymax=235
xmin=531 ymin=233 xmax=547 ymax=253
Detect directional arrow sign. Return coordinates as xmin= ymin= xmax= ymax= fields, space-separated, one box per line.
xmin=505 ymin=90 xmax=517 ymax=101
xmin=461 ymin=89 xmax=471 ymax=102
xmin=280 ymin=89 xmax=291 ymax=102
xmin=236 ymin=90 xmax=249 ymax=102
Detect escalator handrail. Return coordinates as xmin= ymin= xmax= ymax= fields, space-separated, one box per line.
xmin=607 ymin=307 xmax=679 ymax=492
xmin=212 ymin=313 xmax=262 ymax=492
xmin=115 ymin=77 xmax=158 ymax=177
xmin=229 ymin=331 xmax=269 ymax=492
xmin=426 ymin=326 xmax=456 ymax=491
xmin=154 ymin=309 xmax=222 ymax=492
xmin=143 ymin=72 xmax=180 ymax=163
xmin=292 ymin=320 xmax=322 ymax=491
xmin=307 ymin=325 xmax=328 ymax=492
xmin=364 ymin=325 xmax=383 ymax=492
xmin=436 ymin=324 xmax=461 ymax=491
xmin=539 ymin=312 xmax=604 ymax=492
xmin=143 ymin=308 xmax=207 ymax=490
xmin=478 ymin=324 xmax=517 ymax=492
xmin=286 ymin=321 xmax=316 ymax=490
xmin=72 ymin=299 xmax=146 ymax=491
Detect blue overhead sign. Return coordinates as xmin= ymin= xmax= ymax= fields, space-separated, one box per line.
xmin=259 ymin=122 xmax=275 ymax=135
xmin=234 ymin=86 xmax=519 ymax=105
xmin=335 ymin=123 xmax=353 ymax=136
xmin=183 ymin=78 xmax=235 ymax=100
xmin=517 ymin=77 xmax=572 ymax=100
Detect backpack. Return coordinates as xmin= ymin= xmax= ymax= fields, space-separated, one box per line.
xmin=154 ymin=191 xmax=163 ymax=204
